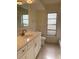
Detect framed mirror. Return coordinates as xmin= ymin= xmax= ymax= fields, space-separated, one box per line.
xmin=17 ymin=3 xmax=29 ymax=36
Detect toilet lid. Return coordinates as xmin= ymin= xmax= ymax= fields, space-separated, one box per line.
xmin=42 ymin=37 xmax=46 ymax=40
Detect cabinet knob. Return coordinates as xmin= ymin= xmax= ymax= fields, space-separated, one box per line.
xmin=22 ymin=50 xmax=24 ymax=52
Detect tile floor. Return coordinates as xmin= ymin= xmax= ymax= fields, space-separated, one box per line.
xmin=36 ymin=43 xmax=61 ymax=59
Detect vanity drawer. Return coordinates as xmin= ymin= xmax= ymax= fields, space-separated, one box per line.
xmin=17 ymin=46 xmax=26 ymax=59
xmin=27 ymin=40 xmax=34 ymax=50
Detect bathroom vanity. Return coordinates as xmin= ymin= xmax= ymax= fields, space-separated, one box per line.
xmin=17 ymin=32 xmax=41 ymax=59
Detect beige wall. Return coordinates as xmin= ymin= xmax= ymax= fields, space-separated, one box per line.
xmin=28 ymin=5 xmax=37 ymax=31
xmin=35 ymin=10 xmax=47 ymax=37
xmin=45 ymin=2 xmax=60 ymax=12
xmin=28 ymin=5 xmax=47 ymax=33
xmin=28 ymin=6 xmax=47 ymax=36
xmin=28 ymin=7 xmax=61 ymax=43
xmin=46 ymin=36 xmax=57 ymax=43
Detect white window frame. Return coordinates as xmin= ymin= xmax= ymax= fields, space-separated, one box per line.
xmin=22 ymin=14 xmax=29 ymax=26
xmin=47 ymin=13 xmax=57 ymax=36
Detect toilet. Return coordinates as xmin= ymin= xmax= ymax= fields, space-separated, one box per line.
xmin=41 ymin=37 xmax=46 ymax=46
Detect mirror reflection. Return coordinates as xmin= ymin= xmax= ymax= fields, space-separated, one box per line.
xmin=17 ymin=3 xmax=29 ymax=36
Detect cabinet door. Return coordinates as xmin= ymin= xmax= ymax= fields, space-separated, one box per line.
xmin=17 ymin=46 xmax=26 ymax=59
xmin=34 ymin=35 xmax=41 ymax=57
xmin=20 ymin=54 xmax=26 ymax=59
xmin=26 ymin=46 xmax=34 ymax=59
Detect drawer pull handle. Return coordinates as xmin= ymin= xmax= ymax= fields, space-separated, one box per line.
xmin=22 ymin=50 xmax=24 ymax=52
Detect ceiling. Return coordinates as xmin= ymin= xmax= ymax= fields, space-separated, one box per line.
xmin=39 ymin=0 xmax=61 ymax=12
xmin=17 ymin=0 xmax=61 ymax=12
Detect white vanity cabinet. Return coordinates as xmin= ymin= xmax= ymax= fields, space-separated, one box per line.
xmin=26 ymin=40 xmax=35 ymax=59
xmin=26 ymin=46 xmax=35 ymax=59
xmin=17 ymin=46 xmax=27 ymax=59
xmin=26 ymin=35 xmax=41 ymax=59
xmin=17 ymin=32 xmax=41 ymax=59
xmin=20 ymin=53 xmax=26 ymax=59
xmin=34 ymin=35 xmax=41 ymax=58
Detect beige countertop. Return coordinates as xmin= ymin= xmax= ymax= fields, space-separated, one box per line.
xmin=17 ymin=32 xmax=41 ymax=51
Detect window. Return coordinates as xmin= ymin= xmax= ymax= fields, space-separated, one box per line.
xmin=22 ymin=15 xmax=29 ymax=26
xmin=47 ymin=13 xmax=57 ymax=36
